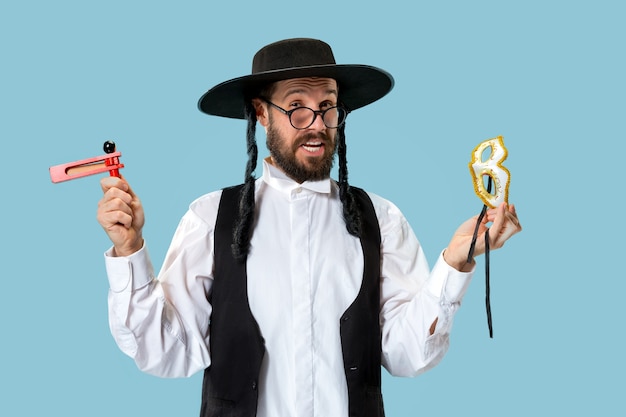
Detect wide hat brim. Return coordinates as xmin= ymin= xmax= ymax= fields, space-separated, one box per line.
xmin=198 ymin=39 xmax=394 ymax=119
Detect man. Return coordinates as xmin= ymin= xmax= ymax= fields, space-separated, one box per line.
xmin=97 ymin=38 xmax=521 ymax=417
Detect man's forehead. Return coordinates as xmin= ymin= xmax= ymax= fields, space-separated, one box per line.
xmin=273 ymin=77 xmax=338 ymax=95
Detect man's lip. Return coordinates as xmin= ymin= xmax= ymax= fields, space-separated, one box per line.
xmin=296 ymin=134 xmax=328 ymax=147
xmin=301 ymin=142 xmax=324 ymax=152
xmin=293 ymin=133 xmax=330 ymax=154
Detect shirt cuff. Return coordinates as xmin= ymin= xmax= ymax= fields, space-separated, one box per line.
xmin=425 ymin=251 xmax=474 ymax=303
xmin=104 ymin=243 xmax=154 ymax=293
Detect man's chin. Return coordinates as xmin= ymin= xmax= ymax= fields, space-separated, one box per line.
xmin=288 ymin=165 xmax=331 ymax=183
xmin=269 ymin=149 xmax=334 ymax=183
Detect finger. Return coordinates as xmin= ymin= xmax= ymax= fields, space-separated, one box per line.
xmin=507 ymin=204 xmax=522 ymax=230
xmin=486 ymin=203 xmax=510 ymax=248
xmin=490 ymin=209 xmax=522 ymax=248
xmin=486 ymin=203 xmax=507 ymax=235
xmin=484 ymin=205 xmax=502 ymax=225
xmin=490 ymin=225 xmax=519 ymax=249
xmin=98 ymin=187 xmax=135 ymax=223
xmin=104 ymin=177 xmax=141 ymax=212
xmin=505 ymin=210 xmax=522 ymax=230
xmin=494 ymin=203 xmax=521 ymax=232
xmin=100 ymin=176 xmax=128 ymax=194
xmin=103 ymin=186 xmax=133 ymax=206
xmin=108 ymin=210 xmax=134 ymax=230
xmin=97 ymin=209 xmax=131 ymax=230
xmin=107 ymin=195 xmax=134 ymax=216
xmin=124 ymin=180 xmax=139 ymax=200
xmin=98 ymin=199 xmax=134 ymax=228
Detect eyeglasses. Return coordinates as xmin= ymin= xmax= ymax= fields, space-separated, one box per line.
xmin=263 ymin=99 xmax=348 ymax=130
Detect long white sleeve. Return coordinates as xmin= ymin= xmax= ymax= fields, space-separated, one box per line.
xmin=105 ymin=191 xmax=221 ymax=378
xmin=371 ymin=192 xmax=474 ymax=377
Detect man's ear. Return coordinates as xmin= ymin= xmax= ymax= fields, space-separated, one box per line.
xmin=251 ymin=98 xmax=268 ymax=127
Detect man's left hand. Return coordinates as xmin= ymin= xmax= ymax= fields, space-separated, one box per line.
xmin=443 ymin=203 xmax=522 ymax=272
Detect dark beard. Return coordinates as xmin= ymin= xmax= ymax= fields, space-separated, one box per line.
xmin=266 ymin=123 xmax=337 ymax=184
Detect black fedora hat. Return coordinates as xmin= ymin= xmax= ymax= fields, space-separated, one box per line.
xmin=198 ymin=38 xmax=394 ymax=119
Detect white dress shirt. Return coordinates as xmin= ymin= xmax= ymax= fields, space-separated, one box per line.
xmin=105 ymin=158 xmax=474 ymax=417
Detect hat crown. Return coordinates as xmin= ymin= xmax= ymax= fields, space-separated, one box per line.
xmin=252 ymin=38 xmax=336 ymax=74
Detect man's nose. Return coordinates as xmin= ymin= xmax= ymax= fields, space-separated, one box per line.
xmin=309 ymin=111 xmax=326 ymax=130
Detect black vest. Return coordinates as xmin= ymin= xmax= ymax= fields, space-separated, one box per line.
xmin=200 ymin=185 xmax=384 ymax=417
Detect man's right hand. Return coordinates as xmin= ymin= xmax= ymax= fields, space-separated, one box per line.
xmin=97 ymin=176 xmax=145 ymax=257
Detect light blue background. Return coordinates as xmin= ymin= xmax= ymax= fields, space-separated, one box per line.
xmin=2 ymin=0 xmax=623 ymax=415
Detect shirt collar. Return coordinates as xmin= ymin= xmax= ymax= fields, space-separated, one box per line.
xmin=262 ymin=157 xmax=332 ymax=195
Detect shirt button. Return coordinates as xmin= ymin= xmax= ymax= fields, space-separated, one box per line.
xmin=252 ymin=381 xmax=257 ymax=390
xmin=295 ymin=187 xmax=302 ymax=193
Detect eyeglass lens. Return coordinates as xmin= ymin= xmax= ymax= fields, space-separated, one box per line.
xmin=290 ymin=107 xmax=346 ymax=129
